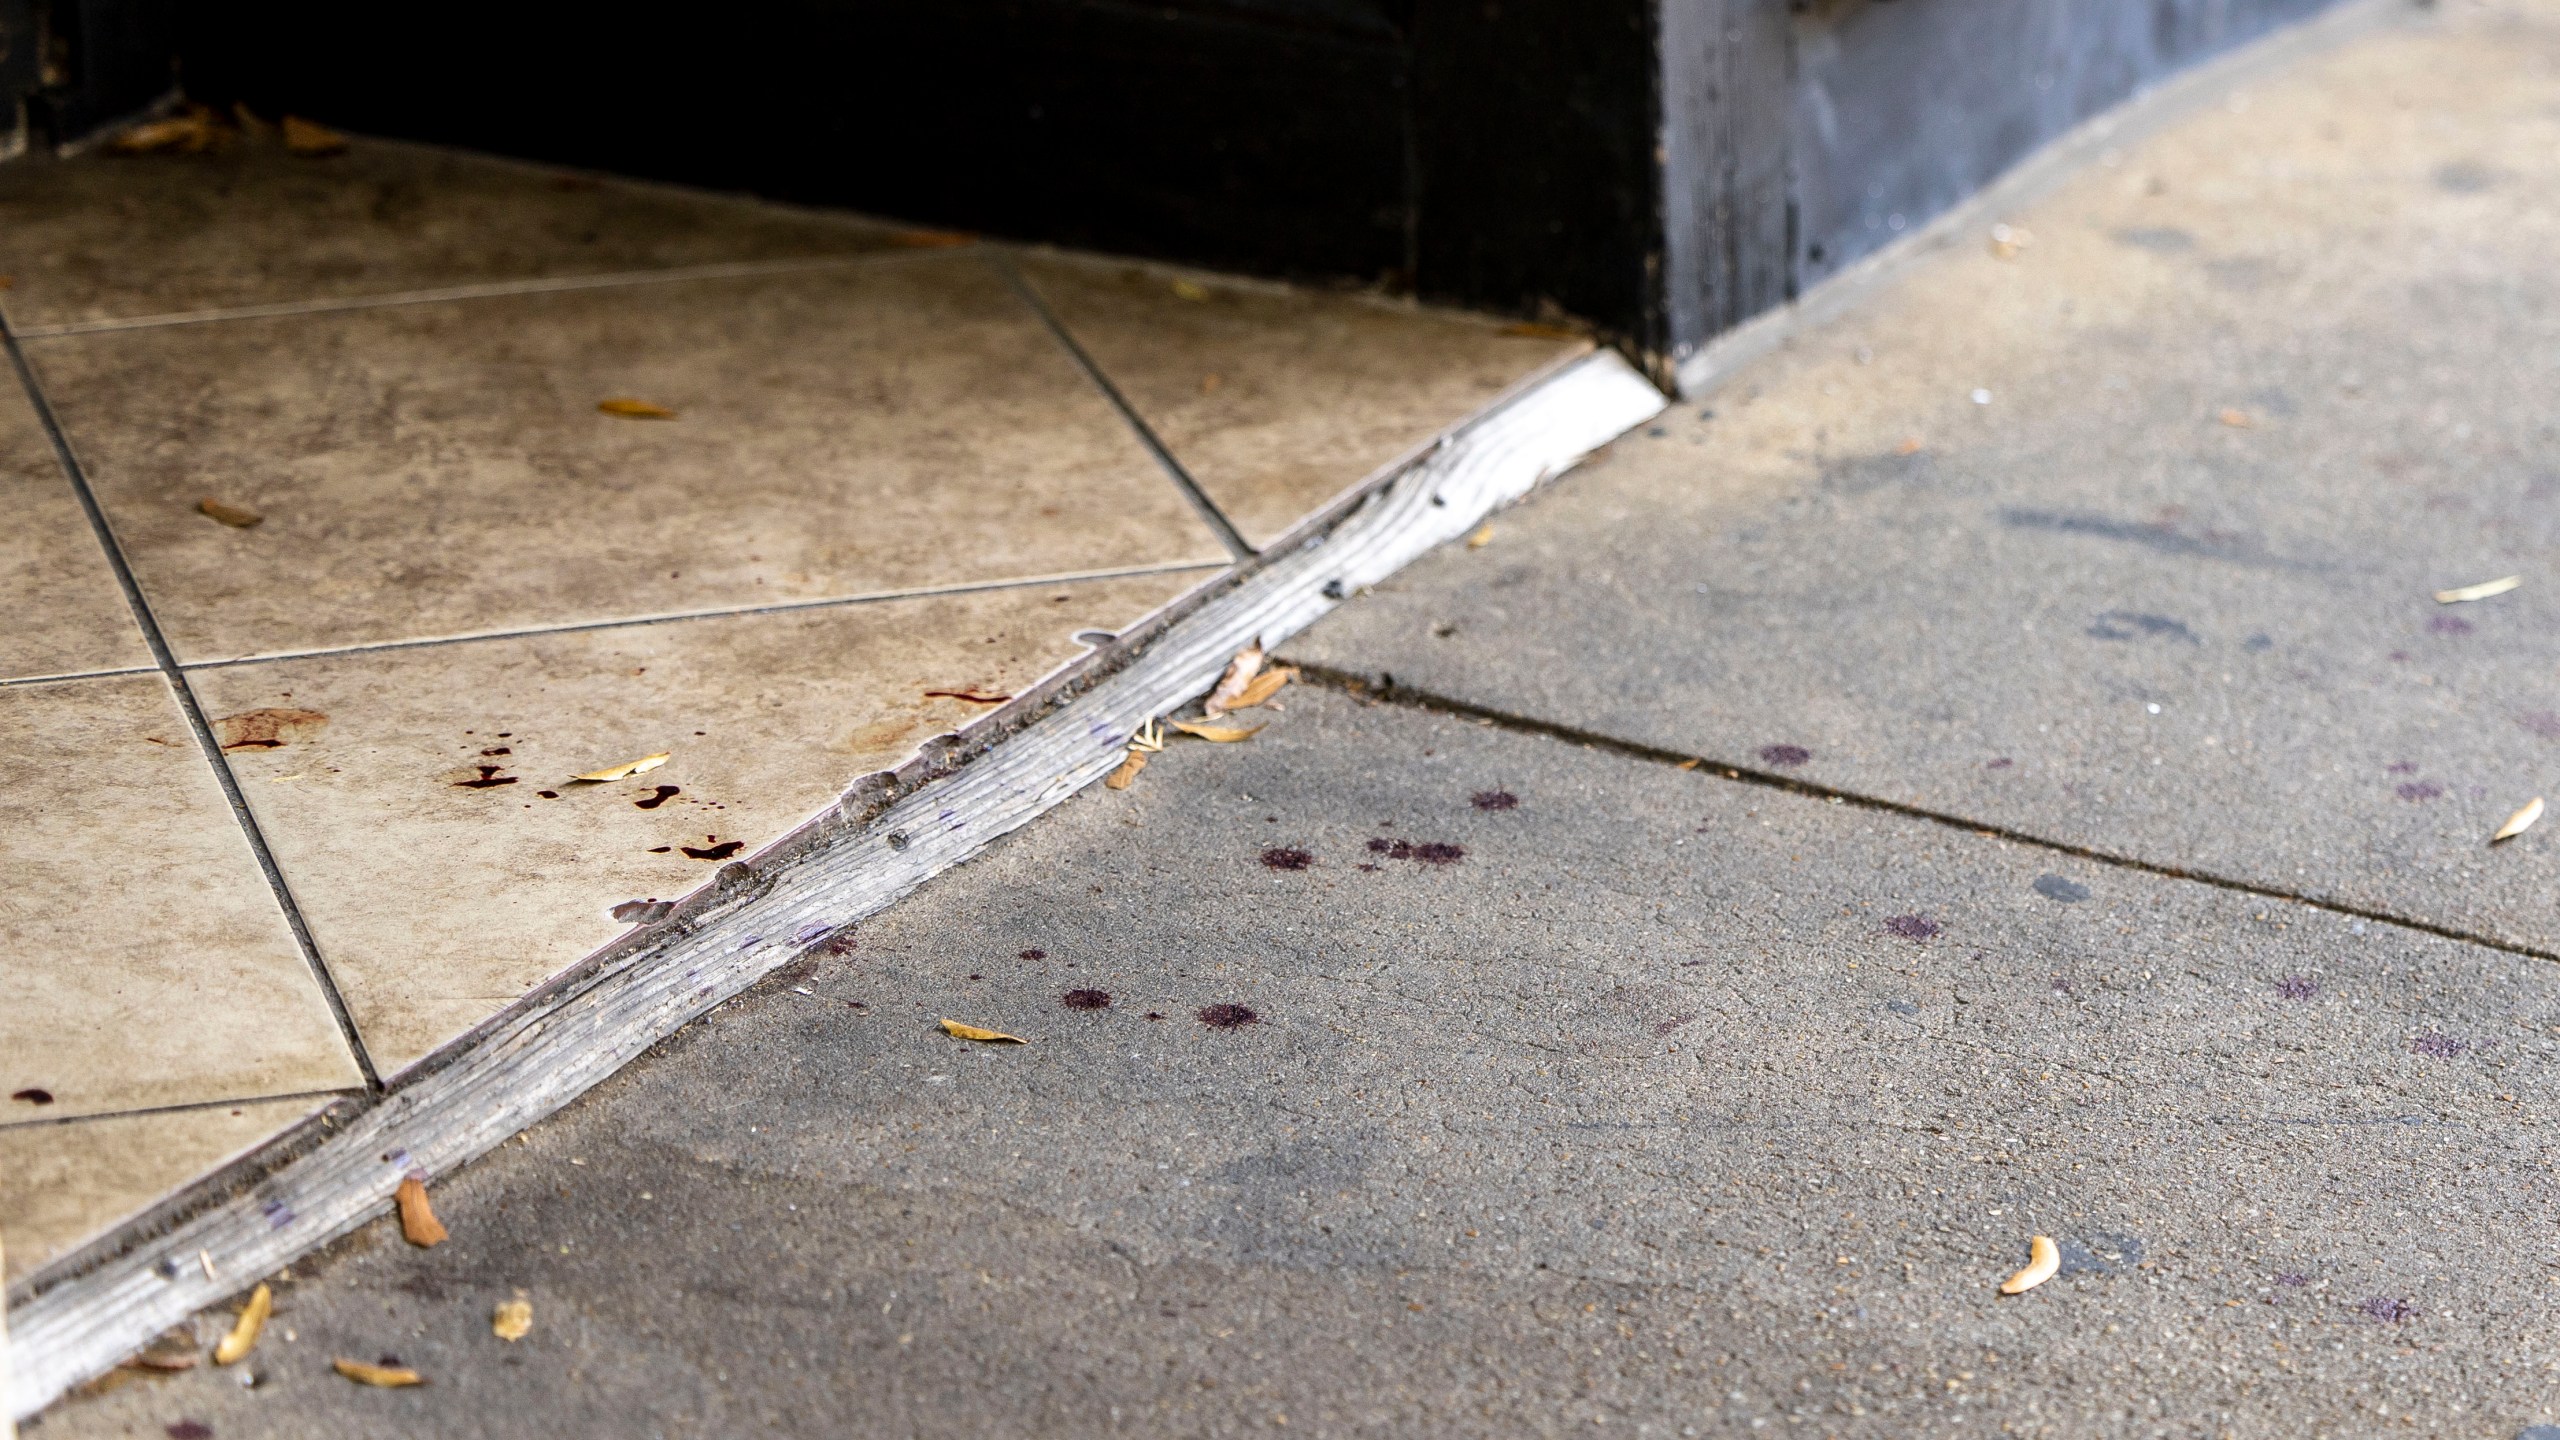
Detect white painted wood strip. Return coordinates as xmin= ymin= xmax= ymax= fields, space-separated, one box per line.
xmin=5 ymin=348 xmax=1662 ymax=1421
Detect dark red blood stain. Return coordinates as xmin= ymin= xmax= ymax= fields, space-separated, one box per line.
xmin=810 ymin=926 xmax=858 ymax=956
xmin=1019 ymin=948 xmax=1046 ymax=961
xmin=2411 ymin=1031 xmax=2467 ymax=1058
xmin=455 ymin=766 xmax=518 ymax=788
xmin=1197 ymin=1003 xmax=1259 ymax=1029
xmin=1261 ymin=847 xmax=1314 ymax=870
xmin=11 ymin=1088 xmax=53 ymax=1104
xmin=1144 ymin=1011 xmax=1167 ymax=1021
xmin=2357 ymin=1296 xmax=2415 ymax=1324
xmin=2428 ymin=615 xmax=2473 ymax=635
xmin=923 ymin=690 xmax=1012 ymax=705
xmin=1758 ymin=744 xmax=1812 ymax=767
xmin=967 ymin=973 xmax=982 ymax=981
xmin=536 ymin=789 xmax=560 ymax=799
xmin=2386 ymin=760 xmax=2418 ymax=774
xmin=1062 ymin=989 xmax=1113 ymax=1010
xmin=166 ymin=1423 xmax=213 ymax=1440
xmin=1356 ymin=863 xmax=1380 ymax=872
xmin=647 ymin=845 xmax=673 ymax=853
xmin=2396 ymin=781 xmax=2442 ymax=802
xmin=682 ymin=839 xmax=745 ymax=860
xmin=2272 ymin=975 xmax=2320 ymax=1001
xmin=1651 ymin=1012 xmax=1698 ymax=1037
xmin=479 ymin=746 xmax=511 ymax=757
xmin=1364 ymin=838 xmax=1463 ymax=864
xmin=1884 ymin=914 xmax=1941 ymax=941
xmin=1985 ymin=757 xmax=2014 ymax=769
xmin=1472 ymin=789 xmax=1519 ymax=811
xmin=634 ymin=785 xmax=681 ymax=810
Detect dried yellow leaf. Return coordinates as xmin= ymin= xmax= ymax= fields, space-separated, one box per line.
xmin=1987 ymin=223 xmax=2034 ymax=259
xmin=1105 ymin=750 xmax=1148 ymax=790
xmin=1172 ymin=718 xmax=1264 ymax=743
xmin=1227 ymin=665 xmax=1297 ymax=712
xmin=940 ymin=1019 xmax=1027 ymax=1044
xmin=333 ymin=1358 xmax=424 ymax=1387
xmin=2434 ymin=575 xmax=2521 ymax=604
xmin=108 ymin=110 xmax=216 ymax=155
xmin=1202 ymin=642 xmax=1265 ymax=716
xmin=1170 ymin=279 xmax=1211 ymax=302
xmin=199 ymin=496 xmax=263 ymax=528
xmin=1895 ymin=436 xmax=1925 ymax=456
xmin=2218 ymin=408 xmax=2253 ymax=428
xmin=396 ymin=1175 xmax=447 ymax=1248
xmin=1466 ymin=523 xmax=1495 ymax=549
xmin=213 ymin=1282 xmax=272 ymax=1365
xmin=2493 ymin=796 xmax=2544 ymax=844
xmin=2000 ymin=1235 xmax=2059 ymax=1295
xmin=282 ymin=116 xmax=349 ymax=156
xmin=492 ymin=1297 xmax=533 ymax=1342
xmin=597 ymin=397 xmax=678 ymax=419
xmin=573 ymin=753 xmax=670 ymax=783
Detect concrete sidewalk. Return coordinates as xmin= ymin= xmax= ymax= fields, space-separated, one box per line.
xmin=33 ymin=1 xmax=2560 ymax=1436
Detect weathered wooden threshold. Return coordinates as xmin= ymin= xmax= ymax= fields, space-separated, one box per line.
xmin=4 ymin=346 xmax=1666 ymax=1421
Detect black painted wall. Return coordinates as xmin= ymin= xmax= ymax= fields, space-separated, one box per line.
xmin=54 ymin=0 xmax=2350 ymax=383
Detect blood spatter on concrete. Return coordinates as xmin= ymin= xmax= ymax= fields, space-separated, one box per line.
xmin=1883 ymin=914 xmax=1941 ymax=940
xmin=2272 ymin=975 xmax=2320 ymax=1001
xmin=1062 ymin=989 xmax=1113 ymax=1010
xmin=1261 ymin=847 xmax=1314 ymax=870
xmin=1757 ymin=744 xmax=1812 ymax=767
xmin=682 ymin=838 xmax=745 ymax=860
xmin=635 ymin=785 xmax=681 ymax=809
xmin=1472 ymin=789 xmax=1520 ymax=810
xmin=1197 ymin=1003 xmax=1259 ymax=1029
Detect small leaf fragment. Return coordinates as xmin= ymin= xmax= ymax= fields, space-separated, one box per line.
xmin=1171 ymin=718 xmax=1264 ymax=743
xmin=1105 ymin=750 xmax=1148 ymax=790
xmin=333 ymin=1358 xmax=424 ymax=1387
xmin=1894 ymin=436 xmax=1924 ymax=456
xmin=199 ymin=497 xmax=264 ymax=528
xmin=1170 ymin=279 xmax=1211 ymax=302
xmin=281 ymin=116 xmax=350 ymax=156
xmin=2493 ymin=796 xmax=2544 ymax=844
xmin=1202 ymin=642 xmax=1265 ymax=716
xmin=940 ymin=1018 xmax=1027 ymax=1043
xmin=108 ymin=109 xmax=217 ymax=156
xmin=574 ymin=753 xmax=670 ymax=783
xmin=2218 ymin=408 xmax=2253 ymax=428
xmin=2433 ymin=575 xmax=2521 ymax=604
xmin=1227 ymin=665 xmax=1297 ymax=712
xmin=213 ymin=1283 xmax=272 ymax=1366
xmin=597 ymin=397 xmax=678 ymax=419
xmin=491 ymin=1297 xmax=533 ymax=1342
xmin=1999 ymin=1235 xmax=2059 ymax=1295
xmin=1465 ymin=523 xmax=1495 ymax=549
xmin=396 ymin=1175 xmax=447 ymax=1248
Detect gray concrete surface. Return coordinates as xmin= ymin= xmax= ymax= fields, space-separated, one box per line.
xmin=38 ymin=683 xmax=2560 ymax=1438
xmin=1297 ymin=0 xmax=2560 ymax=954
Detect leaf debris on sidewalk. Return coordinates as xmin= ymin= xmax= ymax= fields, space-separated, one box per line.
xmin=213 ymin=1283 xmax=272 ymax=1366
xmin=2000 ymin=1235 xmax=2059 ymax=1295
xmin=1202 ymin=642 xmax=1265 ymax=716
xmin=574 ymin=752 xmax=670 ymax=783
xmin=1173 ymin=718 xmax=1264 ymax=743
xmin=597 ymin=398 xmax=679 ymax=419
xmin=940 ymin=1019 xmax=1028 ymax=1044
xmin=333 ymin=1358 xmax=424 ymax=1387
xmin=2433 ymin=575 xmax=2520 ymax=604
xmin=2493 ymin=796 xmax=2544 ymax=844
xmin=492 ymin=1295 xmax=533 ymax=1342
xmin=1466 ymin=523 xmax=1495 ymax=549
xmin=281 ymin=116 xmax=350 ymax=156
xmin=396 ymin=1175 xmax=448 ymax=1248
xmin=198 ymin=497 xmax=264 ymax=528
xmin=1107 ymin=718 xmax=1165 ymax=790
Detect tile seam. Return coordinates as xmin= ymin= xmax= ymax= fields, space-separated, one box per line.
xmin=0 ymin=1088 xmax=359 ymax=1136
xmin=175 ymin=559 xmax=1232 ymax=671
xmin=9 ymin=247 xmax=953 ymax=341
xmin=989 ymin=250 xmax=1258 ymax=561
xmin=1285 ymin=663 xmax=2560 ymax=967
xmin=0 ymin=317 xmax=383 ymax=1091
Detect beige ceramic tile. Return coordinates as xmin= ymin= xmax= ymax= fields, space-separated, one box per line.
xmin=1016 ymin=254 xmax=1588 ymax=547
xmin=0 ymin=1095 xmax=330 ymax=1286
xmin=0 ymin=134 xmax=920 ymax=330
xmin=0 ymin=675 xmax=363 ymax=1121
xmin=0 ymin=379 xmax=152 ymax=681
xmin=26 ymin=254 xmax=1230 ymax=662
xmin=188 ymin=568 xmax=1207 ymax=1075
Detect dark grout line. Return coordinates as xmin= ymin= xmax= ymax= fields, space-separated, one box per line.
xmin=1 ymin=316 xmax=385 ymax=1091
xmin=0 ymin=663 xmax=161 ymax=689
xmin=1289 ymin=661 xmax=2560 ymax=967
xmin=0 ymin=1086 xmax=361 ymax=1135
xmin=178 ymin=559 xmax=1230 ymax=672
xmin=987 ymin=250 xmax=1258 ymax=562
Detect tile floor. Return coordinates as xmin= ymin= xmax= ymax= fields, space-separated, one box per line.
xmin=0 ymin=131 xmax=1587 ymax=1288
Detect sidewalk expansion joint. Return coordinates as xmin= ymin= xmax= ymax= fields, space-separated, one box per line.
xmin=1286 ymin=662 xmax=2560 ymax=969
